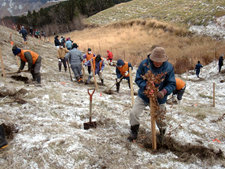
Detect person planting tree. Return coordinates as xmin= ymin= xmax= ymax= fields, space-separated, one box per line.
xmin=12 ymin=45 xmax=42 ymax=85
xmin=127 ymin=47 xmax=176 ymax=145
xmin=116 ymin=59 xmax=133 ymax=93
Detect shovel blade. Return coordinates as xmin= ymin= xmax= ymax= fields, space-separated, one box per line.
xmin=83 ymin=121 xmax=97 ymax=130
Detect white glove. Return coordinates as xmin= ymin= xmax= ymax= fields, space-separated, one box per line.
xmin=58 ymin=59 xmax=61 ymax=62
xmin=125 ymin=71 xmax=128 ymax=76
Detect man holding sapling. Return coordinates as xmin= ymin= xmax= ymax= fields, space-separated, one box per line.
xmin=128 ymin=47 xmax=176 ymax=144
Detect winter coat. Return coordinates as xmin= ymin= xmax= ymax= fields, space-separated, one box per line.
xmin=135 ymin=56 xmax=176 ymax=104
xmin=65 ymin=40 xmax=72 ymax=50
xmin=116 ymin=62 xmax=132 ymax=79
xmin=83 ymin=53 xmax=95 ymax=66
xmin=84 ymin=57 xmax=105 ymax=75
xmin=65 ymin=48 xmax=83 ymax=66
xmin=19 ymin=28 xmax=27 ymax=38
xmin=58 ymin=48 xmax=69 ymax=59
xmin=195 ymin=63 xmax=203 ymax=74
xmin=17 ymin=50 xmax=40 ymax=70
xmin=107 ymin=51 xmax=113 ymax=60
xmin=219 ymin=56 xmax=224 ymax=66
xmin=54 ymin=37 xmax=61 ymax=46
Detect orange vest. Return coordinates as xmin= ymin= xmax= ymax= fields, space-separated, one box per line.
xmin=176 ymin=78 xmax=186 ymax=90
xmin=92 ymin=57 xmax=103 ymax=73
xmin=18 ymin=50 xmax=39 ymax=64
xmin=86 ymin=53 xmax=94 ymax=61
xmin=118 ymin=62 xmax=129 ymax=77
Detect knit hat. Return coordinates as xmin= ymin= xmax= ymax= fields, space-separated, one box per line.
xmin=88 ymin=48 xmax=91 ymax=51
xmin=96 ymin=54 xmax=101 ymax=62
xmin=12 ymin=45 xmax=21 ymax=56
xmin=117 ymin=59 xmax=124 ymax=66
xmin=150 ymin=47 xmax=168 ymax=62
xmin=72 ymin=43 xmax=78 ymax=49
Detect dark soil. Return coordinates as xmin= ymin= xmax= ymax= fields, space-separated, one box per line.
xmin=136 ymin=131 xmax=224 ymax=165
xmin=11 ymin=75 xmax=29 ymax=83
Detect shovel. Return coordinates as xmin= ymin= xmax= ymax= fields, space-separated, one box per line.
xmin=104 ymin=75 xmax=124 ymax=94
xmin=84 ymin=88 xmax=97 ymax=130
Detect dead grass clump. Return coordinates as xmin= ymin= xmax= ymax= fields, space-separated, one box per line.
xmin=195 ymin=113 xmax=207 ymax=120
xmin=174 ymin=56 xmax=192 ymax=74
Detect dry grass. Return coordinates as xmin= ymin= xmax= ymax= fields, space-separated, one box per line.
xmin=58 ymin=19 xmax=225 ymax=73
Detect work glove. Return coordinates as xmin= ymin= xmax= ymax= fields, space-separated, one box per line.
xmin=157 ymin=89 xmax=167 ymax=99
xmin=84 ymin=62 xmax=88 ymax=66
xmin=125 ymin=71 xmax=129 ymax=76
xmin=58 ymin=59 xmax=61 ymax=62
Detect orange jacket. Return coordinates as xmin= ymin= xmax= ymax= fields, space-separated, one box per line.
xmin=175 ymin=78 xmax=186 ymax=90
xmin=118 ymin=62 xmax=129 ymax=77
xmin=92 ymin=57 xmax=103 ymax=73
xmin=18 ymin=50 xmax=39 ymax=64
xmin=86 ymin=53 xmax=94 ymax=61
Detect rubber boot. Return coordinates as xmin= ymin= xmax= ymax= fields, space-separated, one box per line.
xmin=85 ymin=75 xmax=91 ymax=84
xmin=116 ymin=82 xmax=120 ymax=93
xmin=127 ymin=124 xmax=139 ymax=142
xmin=101 ymin=79 xmax=104 ymax=85
xmin=0 ymin=124 xmax=8 ymax=149
xmin=36 ymin=73 xmax=41 ymax=84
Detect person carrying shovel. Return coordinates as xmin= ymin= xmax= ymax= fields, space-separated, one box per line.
xmin=127 ymin=47 xmax=176 ymax=145
xmin=12 ymin=45 xmax=42 ymax=85
xmin=116 ymin=59 xmax=133 ymax=93
xmin=84 ymin=54 xmax=105 ymax=85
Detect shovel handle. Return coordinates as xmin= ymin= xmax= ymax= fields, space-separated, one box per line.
xmin=88 ymin=89 xmax=95 ymax=99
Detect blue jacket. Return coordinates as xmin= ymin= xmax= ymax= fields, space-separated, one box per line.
xmin=19 ymin=28 xmax=27 ymax=37
xmin=135 ymin=57 xmax=176 ymax=104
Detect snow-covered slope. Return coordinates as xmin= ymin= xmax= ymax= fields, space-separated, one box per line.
xmin=0 ymin=0 xmax=67 ymax=18
xmin=0 ymin=25 xmax=224 ymax=168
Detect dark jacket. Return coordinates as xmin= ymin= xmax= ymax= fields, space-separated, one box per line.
xmin=219 ymin=56 xmax=224 ymax=66
xmin=19 ymin=28 xmax=27 ymax=38
xmin=195 ymin=63 xmax=203 ymax=73
xmin=135 ymin=56 xmax=176 ymax=104
xmin=54 ymin=36 xmax=61 ymax=46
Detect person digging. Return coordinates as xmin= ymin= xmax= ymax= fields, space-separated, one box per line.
xmin=171 ymin=78 xmax=186 ymax=105
xmin=12 ymin=45 xmax=42 ymax=85
xmin=116 ymin=59 xmax=133 ymax=93
xmin=84 ymin=54 xmax=105 ymax=85
xmin=127 ymin=47 xmax=176 ymax=145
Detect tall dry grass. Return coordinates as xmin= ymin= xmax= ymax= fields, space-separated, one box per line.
xmin=56 ymin=19 xmax=225 ymax=73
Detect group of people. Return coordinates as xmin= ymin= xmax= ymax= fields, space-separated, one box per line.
xmin=19 ymin=26 xmax=47 ymax=43
xmin=6 ymin=41 xmax=224 ymax=149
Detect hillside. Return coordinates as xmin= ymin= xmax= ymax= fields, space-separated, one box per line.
xmin=0 ymin=25 xmax=225 ymax=168
xmin=59 ymin=18 xmax=225 ymax=74
xmin=86 ymin=0 xmax=225 ymax=26
xmin=85 ymin=0 xmax=225 ymax=38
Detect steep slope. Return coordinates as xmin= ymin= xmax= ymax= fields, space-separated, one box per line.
xmin=0 ymin=25 xmax=225 ymax=168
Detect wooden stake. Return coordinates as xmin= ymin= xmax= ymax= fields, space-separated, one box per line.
xmin=0 ymin=48 xmax=6 ymax=78
xmin=213 ymin=82 xmax=215 ymax=107
xmin=82 ymin=62 xmax=86 ymax=82
xmin=150 ymin=99 xmax=157 ymax=150
xmin=91 ymin=60 xmax=98 ymax=91
xmin=129 ymin=67 xmax=134 ymax=107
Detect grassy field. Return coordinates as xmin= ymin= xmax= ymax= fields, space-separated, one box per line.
xmin=86 ymin=0 xmax=225 ymax=26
